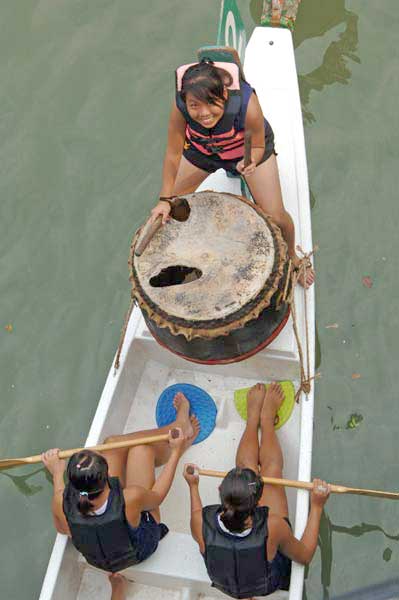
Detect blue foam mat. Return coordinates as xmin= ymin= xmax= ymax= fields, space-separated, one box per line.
xmin=155 ymin=383 xmax=217 ymax=444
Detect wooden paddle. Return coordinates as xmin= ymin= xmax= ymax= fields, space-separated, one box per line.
xmin=0 ymin=431 xmax=177 ymax=471
xmin=186 ymin=467 xmax=399 ymax=501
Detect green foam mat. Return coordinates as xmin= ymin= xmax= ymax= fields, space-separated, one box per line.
xmin=234 ymin=381 xmax=295 ymax=430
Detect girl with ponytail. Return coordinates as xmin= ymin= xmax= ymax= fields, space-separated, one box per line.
xmin=42 ymin=393 xmax=200 ymax=596
xmin=184 ymin=383 xmax=330 ymax=598
xmin=149 ymin=58 xmax=314 ymax=288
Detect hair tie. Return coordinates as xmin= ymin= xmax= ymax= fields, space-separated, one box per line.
xmin=76 ymin=463 xmax=82 ymax=470
xmin=80 ymin=491 xmax=89 ymax=497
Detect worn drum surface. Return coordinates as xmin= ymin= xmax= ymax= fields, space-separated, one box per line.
xmin=130 ymin=191 xmax=290 ymax=363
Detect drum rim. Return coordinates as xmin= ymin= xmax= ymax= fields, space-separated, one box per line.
xmin=129 ymin=191 xmax=288 ymax=342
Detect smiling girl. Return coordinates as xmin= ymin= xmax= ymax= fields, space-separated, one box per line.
xmin=149 ymin=60 xmax=314 ymax=287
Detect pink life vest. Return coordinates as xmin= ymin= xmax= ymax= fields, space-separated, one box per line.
xmin=175 ymin=62 xmax=254 ymax=161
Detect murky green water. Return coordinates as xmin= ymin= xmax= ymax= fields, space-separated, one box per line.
xmin=1 ymin=2 xmax=398 ymax=598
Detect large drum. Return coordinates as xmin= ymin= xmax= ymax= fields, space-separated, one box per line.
xmin=129 ymin=191 xmax=291 ymax=364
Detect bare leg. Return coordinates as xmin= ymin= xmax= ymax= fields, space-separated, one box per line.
xmin=102 ymin=393 xmax=198 ymax=486
xmin=245 ymin=155 xmax=314 ymax=288
xmin=109 ymin=574 xmax=127 ymax=600
xmin=258 ymin=383 xmax=289 ymax=517
xmin=173 ymin=156 xmax=209 ymax=195
xmin=235 ymin=383 xmax=265 ymax=473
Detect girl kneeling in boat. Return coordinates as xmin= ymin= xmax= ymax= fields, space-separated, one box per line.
xmin=184 ymin=383 xmax=329 ymax=598
xmin=150 ymin=60 xmax=314 ymax=288
xmin=42 ymin=393 xmax=199 ymax=580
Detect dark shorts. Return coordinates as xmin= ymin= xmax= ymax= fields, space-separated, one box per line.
xmin=183 ymin=120 xmax=276 ymax=176
xmin=266 ymin=517 xmax=292 ymax=593
xmin=128 ymin=511 xmax=169 ymax=563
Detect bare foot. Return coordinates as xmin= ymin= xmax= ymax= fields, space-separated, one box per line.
xmin=183 ymin=415 xmax=200 ymax=450
xmin=173 ymin=392 xmax=194 ymax=439
xmin=246 ymin=383 xmax=266 ymax=425
xmin=109 ymin=573 xmax=128 ymax=600
xmin=292 ymin=256 xmax=315 ymax=289
xmin=261 ymin=382 xmax=285 ymax=422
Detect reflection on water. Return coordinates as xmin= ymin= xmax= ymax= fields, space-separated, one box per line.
xmin=315 ymin=321 xmax=321 ymax=370
xmin=308 ymin=510 xmax=399 ymax=599
xmin=249 ymin=0 xmax=360 ymax=125
xmin=296 ymin=2 xmax=360 ymax=124
xmin=310 ymin=189 xmax=316 ymax=210
xmin=382 ymin=547 xmax=392 ymax=562
xmin=0 ymin=466 xmax=49 ymax=497
xmin=331 ymin=521 xmax=399 ymax=542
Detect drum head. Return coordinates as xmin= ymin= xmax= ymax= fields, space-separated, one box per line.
xmin=130 ymin=191 xmax=287 ymax=340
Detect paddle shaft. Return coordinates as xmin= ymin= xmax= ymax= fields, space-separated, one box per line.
xmin=196 ymin=469 xmax=399 ymax=500
xmin=0 ymin=432 xmax=172 ymax=470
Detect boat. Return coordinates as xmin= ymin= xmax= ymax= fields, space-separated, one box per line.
xmin=39 ymin=2 xmax=315 ymax=599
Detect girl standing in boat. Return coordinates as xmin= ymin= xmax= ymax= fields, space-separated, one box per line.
xmin=149 ymin=60 xmax=314 ymax=287
xmin=184 ymin=383 xmax=329 ymax=597
xmin=42 ymin=394 xmax=199 ymax=589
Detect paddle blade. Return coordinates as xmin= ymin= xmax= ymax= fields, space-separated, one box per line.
xmin=0 ymin=458 xmax=33 ymax=471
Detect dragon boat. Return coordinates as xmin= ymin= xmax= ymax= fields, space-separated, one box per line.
xmin=39 ymin=2 xmax=315 ymax=599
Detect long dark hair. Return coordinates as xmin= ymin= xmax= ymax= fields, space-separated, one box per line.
xmin=219 ymin=467 xmax=264 ymax=533
xmin=181 ymin=60 xmax=233 ymax=107
xmin=67 ymin=450 xmax=109 ymax=516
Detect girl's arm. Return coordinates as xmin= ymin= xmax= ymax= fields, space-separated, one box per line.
xmin=160 ymin=102 xmax=187 ymax=197
xmin=245 ymin=93 xmax=266 ymax=165
xmin=149 ymin=103 xmax=186 ymax=225
xmin=236 ymin=93 xmax=266 ymax=176
xmin=183 ymin=464 xmax=205 ymax=553
xmin=277 ymin=479 xmax=330 ymax=565
xmin=42 ymin=449 xmax=71 ymax=536
xmin=124 ymin=428 xmax=185 ymax=522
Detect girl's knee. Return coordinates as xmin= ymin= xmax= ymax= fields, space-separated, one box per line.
xmin=236 ymin=458 xmax=259 ymax=474
xmin=260 ymin=461 xmax=283 ymax=479
xmin=270 ymin=209 xmax=288 ymax=229
xmin=128 ymin=444 xmax=154 ymax=459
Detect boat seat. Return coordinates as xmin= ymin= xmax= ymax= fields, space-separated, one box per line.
xmin=80 ymin=530 xmax=289 ymax=599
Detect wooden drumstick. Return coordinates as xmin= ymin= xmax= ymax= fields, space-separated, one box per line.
xmin=135 ymin=215 xmax=162 ymax=257
xmin=135 ymin=198 xmax=191 ymax=257
xmin=244 ymin=131 xmax=252 ymax=168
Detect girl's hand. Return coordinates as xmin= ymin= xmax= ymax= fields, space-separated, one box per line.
xmin=41 ymin=448 xmax=66 ymax=478
xmin=149 ymin=200 xmax=171 ymax=225
xmin=310 ymin=478 xmax=330 ymax=508
xmin=168 ymin=427 xmax=185 ymax=453
xmin=183 ymin=463 xmax=199 ymax=486
xmin=236 ymin=159 xmax=257 ymax=177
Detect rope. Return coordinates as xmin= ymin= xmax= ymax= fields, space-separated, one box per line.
xmin=114 ymin=297 xmax=135 ymax=372
xmin=286 ymin=245 xmax=318 ymax=402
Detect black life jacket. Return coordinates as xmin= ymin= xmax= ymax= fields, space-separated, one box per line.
xmin=202 ymin=504 xmax=271 ymax=599
xmin=63 ymin=476 xmax=140 ymax=572
xmin=175 ymin=61 xmax=252 ymax=161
